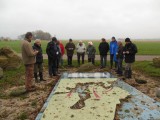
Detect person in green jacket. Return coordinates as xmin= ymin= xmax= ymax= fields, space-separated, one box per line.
xmin=86 ymin=41 xmax=96 ymax=65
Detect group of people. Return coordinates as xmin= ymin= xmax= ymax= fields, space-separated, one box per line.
xmin=21 ymin=32 xmax=137 ymax=92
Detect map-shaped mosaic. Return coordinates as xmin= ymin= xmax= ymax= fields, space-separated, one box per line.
xmin=41 ymin=78 xmax=130 ymax=120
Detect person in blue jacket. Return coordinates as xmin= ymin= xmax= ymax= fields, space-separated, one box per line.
xmin=110 ymin=37 xmax=118 ymax=69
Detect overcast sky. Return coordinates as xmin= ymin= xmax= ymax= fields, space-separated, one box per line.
xmin=0 ymin=0 xmax=160 ymax=39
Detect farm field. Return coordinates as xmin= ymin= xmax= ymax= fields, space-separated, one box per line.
xmin=0 ymin=40 xmax=160 ymax=55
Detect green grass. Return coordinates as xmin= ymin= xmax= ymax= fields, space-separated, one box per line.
xmin=0 ymin=59 xmax=160 ymax=98
xmin=0 ymin=40 xmax=160 ymax=55
xmin=133 ymin=61 xmax=160 ymax=77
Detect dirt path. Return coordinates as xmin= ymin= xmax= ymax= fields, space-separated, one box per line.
xmin=0 ymin=66 xmax=159 ymax=120
xmin=18 ymin=54 xmax=160 ymax=61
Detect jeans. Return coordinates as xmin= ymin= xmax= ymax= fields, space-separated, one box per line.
xmin=48 ymin=57 xmax=57 ymax=76
xmin=77 ymin=52 xmax=85 ymax=65
xmin=110 ymin=54 xmax=117 ymax=69
xmin=88 ymin=58 xmax=95 ymax=65
xmin=67 ymin=55 xmax=73 ymax=65
xmin=117 ymin=58 xmax=123 ymax=74
xmin=100 ymin=55 xmax=107 ymax=67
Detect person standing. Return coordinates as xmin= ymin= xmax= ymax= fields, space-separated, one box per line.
xmin=56 ymin=40 xmax=62 ymax=74
xmin=21 ymin=32 xmax=38 ymax=92
xmin=123 ymin=38 xmax=137 ymax=78
xmin=65 ymin=39 xmax=75 ymax=66
xmin=99 ymin=38 xmax=109 ymax=68
xmin=110 ymin=37 xmax=118 ymax=69
xmin=76 ymin=41 xmax=86 ymax=65
xmin=86 ymin=41 xmax=96 ymax=65
xmin=46 ymin=37 xmax=59 ymax=77
xmin=116 ymin=41 xmax=124 ymax=76
xmin=59 ymin=41 xmax=65 ymax=66
xmin=33 ymin=39 xmax=45 ymax=82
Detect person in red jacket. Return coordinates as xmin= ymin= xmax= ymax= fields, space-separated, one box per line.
xmin=58 ymin=41 xmax=65 ymax=66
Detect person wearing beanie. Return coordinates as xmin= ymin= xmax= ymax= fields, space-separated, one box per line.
xmin=21 ymin=32 xmax=38 ymax=92
xmin=65 ymin=39 xmax=76 ymax=66
xmin=86 ymin=41 xmax=96 ymax=65
xmin=33 ymin=39 xmax=46 ymax=82
xmin=110 ymin=37 xmax=118 ymax=69
xmin=99 ymin=38 xmax=109 ymax=68
xmin=123 ymin=38 xmax=137 ymax=78
xmin=46 ymin=37 xmax=59 ymax=77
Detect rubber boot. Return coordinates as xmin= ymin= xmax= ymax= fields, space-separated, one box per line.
xmin=128 ymin=69 xmax=132 ymax=78
xmin=124 ymin=70 xmax=129 ymax=78
xmin=39 ymin=72 xmax=46 ymax=81
xmin=34 ymin=73 xmax=39 ymax=83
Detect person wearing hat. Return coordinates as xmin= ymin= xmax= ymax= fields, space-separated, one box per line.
xmin=65 ymin=39 xmax=76 ymax=66
xmin=46 ymin=37 xmax=59 ymax=77
xmin=86 ymin=41 xmax=96 ymax=65
xmin=21 ymin=32 xmax=38 ymax=92
xmin=123 ymin=38 xmax=137 ymax=78
xmin=76 ymin=41 xmax=86 ymax=65
xmin=110 ymin=37 xmax=118 ymax=69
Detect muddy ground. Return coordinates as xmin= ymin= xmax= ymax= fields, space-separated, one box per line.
xmin=0 ymin=67 xmax=159 ymax=120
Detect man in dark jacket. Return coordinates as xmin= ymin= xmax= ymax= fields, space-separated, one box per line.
xmin=33 ymin=39 xmax=45 ymax=82
xmin=65 ymin=39 xmax=75 ymax=66
xmin=99 ymin=38 xmax=109 ymax=68
xmin=46 ymin=37 xmax=59 ymax=77
xmin=123 ymin=38 xmax=137 ymax=78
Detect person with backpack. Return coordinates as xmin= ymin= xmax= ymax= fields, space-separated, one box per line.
xmin=46 ymin=37 xmax=59 ymax=77
xmin=33 ymin=39 xmax=45 ymax=82
xmin=123 ymin=38 xmax=137 ymax=78
xmin=99 ymin=38 xmax=109 ymax=68
xmin=65 ymin=39 xmax=76 ymax=66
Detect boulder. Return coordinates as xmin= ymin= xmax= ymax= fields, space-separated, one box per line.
xmin=0 ymin=67 xmax=3 ymax=79
xmin=0 ymin=47 xmax=22 ymax=70
xmin=156 ymin=88 xmax=160 ymax=98
xmin=153 ymin=57 xmax=160 ymax=68
xmin=77 ymin=63 xmax=96 ymax=72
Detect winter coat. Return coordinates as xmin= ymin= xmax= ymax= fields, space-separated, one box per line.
xmin=59 ymin=43 xmax=65 ymax=56
xmin=86 ymin=45 xmax=96 ymax=58
xmin=117 ymin=46 xmax=124 ymax=60
xmin=76 ymin=43 xmax=86 ymax=53
xmin=33 ymin=43 xmax=43 ymax=63
xmin=21 ymin=39 xmax=36 ymax=65
xmin=65 ymin=42 xmax=75 ymax=56
xmin=98 ymin=42 xmax=109 ymax=56
xmin=123 ymin=42 xmax=137 ymax=63
xmin=110 ymin=41 xmax=118 ymax=55
xmin=46 ymin=41 xmax=59 ymax=60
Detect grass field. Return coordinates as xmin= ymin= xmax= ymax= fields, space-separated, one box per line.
xmin=0 ymin=60 xmax=159 ymax=95
xmin=0 ymin=40 xmax=160 ymax=55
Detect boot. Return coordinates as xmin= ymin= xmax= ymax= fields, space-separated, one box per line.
xmin=128 ymin=69 xmax=132 ymax=78
xmin=34 ymin=73 xmax=39 ymax=83
xmin=39 ymin=72 xmax=46 ymax=81
xmin=125 ymin=70 xmax=131 ymax=79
